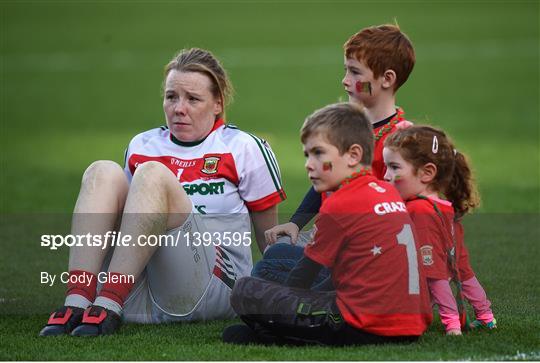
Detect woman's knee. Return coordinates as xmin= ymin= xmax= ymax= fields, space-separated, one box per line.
xmin=132 ymin=161 xmax=187 ymax=197
xmin=133 ymin=160 xmax=170 ymax=178
xmin=129 ymin=161 xmax=191 ymax=216
xmin=81 ymin=160 xmax=127 ymax=190
xmin=131 ymin=161 xmax=179 ymax=189
xmin=81 ymin=160 xmax=128 ymax=194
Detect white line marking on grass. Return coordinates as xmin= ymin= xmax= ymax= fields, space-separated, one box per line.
xmin=464 ymin=350 xmax=540 ymax=361
xmin=0 ymin=297 xmax=18 ymax=303
xmin=502 ymin=351 xmax=540 ymax=361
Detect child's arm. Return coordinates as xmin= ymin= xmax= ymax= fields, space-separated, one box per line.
xmin=265 ymin=187 xmax=322 ymax=245
xmin=289 ymin=186 xmax=322 ymax=230
xmin=428 ymin=279 xmax=462 ymax=334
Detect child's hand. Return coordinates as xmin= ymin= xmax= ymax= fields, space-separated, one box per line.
xmin=264 ymin=222 xmax=300 ymax=245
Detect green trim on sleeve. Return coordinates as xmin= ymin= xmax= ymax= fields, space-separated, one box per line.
xmin=246 ymin=133 xmax=283 ymax=196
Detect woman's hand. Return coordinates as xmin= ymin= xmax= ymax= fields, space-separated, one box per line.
xmin=264 ymin=222 xmax=300 ymax=245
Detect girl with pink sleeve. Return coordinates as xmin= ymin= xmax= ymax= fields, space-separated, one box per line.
xmin=382 ymin=125 xmax=496 ymax=335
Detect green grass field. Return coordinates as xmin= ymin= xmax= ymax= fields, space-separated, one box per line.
xmin=1 ymin=0 xmax=539 ymax=360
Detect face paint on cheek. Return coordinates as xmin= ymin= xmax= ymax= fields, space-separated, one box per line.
xmin=323 ymin=161 xmax=333 ymax=171
xmin=355 ymin=81 xmax=372 ymax=95
xmin=394 ymin=175 xmax=402 ymax=183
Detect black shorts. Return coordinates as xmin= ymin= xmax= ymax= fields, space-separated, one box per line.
xmin=230 ymin=277 xmax=419 ymax=346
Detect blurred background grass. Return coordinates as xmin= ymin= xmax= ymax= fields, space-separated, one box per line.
xmin=0 ymin=1 xmax=539 ymax=360
xmin=1 ymin=1 xmax=538 ymax=214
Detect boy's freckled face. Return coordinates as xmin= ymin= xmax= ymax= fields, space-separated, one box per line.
xmin=342 ymin=57 xmax=381 ymax=105
xmin=383 ymin=147 xmax=425 ymax=200
xmin=303 ymin=134 xmax=351 ymax=193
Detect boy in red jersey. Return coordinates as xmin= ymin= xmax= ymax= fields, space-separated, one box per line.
xmin=383 ymin=125 xmax=496 ymax=335
xmin=256 ymin=25 xmax=416 ymax=288
xmin=224 ymin=103 xmax=432 ymax=346
xmin=262 ymin=24 xmax=415 ymax=246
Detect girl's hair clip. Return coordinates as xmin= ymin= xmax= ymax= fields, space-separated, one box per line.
xmin=432 ymin=135 xmax=439 ymax=154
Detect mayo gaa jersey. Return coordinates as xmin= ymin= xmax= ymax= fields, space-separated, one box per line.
xmin=123 ymin=119 xmax=286 ymax=281
xmin=305 ymin=173 xmax=432 ymax=336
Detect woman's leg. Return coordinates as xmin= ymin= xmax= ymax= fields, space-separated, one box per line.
xmin=72 ymin=161 xmax=196 ymax=336
xmin=68 ymin=161 xmax=129 ymax=275
xmin=88 ymin=161 xmax=192 ymax=311
xmin=41 ymin=160 xmax=129 ymax=336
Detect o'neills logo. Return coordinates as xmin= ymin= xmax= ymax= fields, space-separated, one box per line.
xmin=201 ymin=157 xmax=220 ymax=174
xmin=420 ymin=245 xmax=434 ymax=266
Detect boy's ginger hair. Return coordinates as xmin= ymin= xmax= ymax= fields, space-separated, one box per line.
xmin=344 ymin=24 xmax=415 ymax=91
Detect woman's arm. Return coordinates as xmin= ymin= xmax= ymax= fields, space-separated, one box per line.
xmin=250 ymin=204 xmax=278 ymax=253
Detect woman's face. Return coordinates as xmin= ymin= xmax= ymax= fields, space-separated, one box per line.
xmin=163 ymin=70 xmax=223 ymax=142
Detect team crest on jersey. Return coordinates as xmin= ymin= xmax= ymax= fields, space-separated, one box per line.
xmin=201 ymin=156 xmax=220 ymax=174
xmin=420 ymin=245 xmax=434 ymax=266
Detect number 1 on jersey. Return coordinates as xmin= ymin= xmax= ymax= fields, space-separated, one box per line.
xmin=397 ymin=224 xmax=420 ymax=295
xmin=176 ymin=168 xmax=184 ymax=181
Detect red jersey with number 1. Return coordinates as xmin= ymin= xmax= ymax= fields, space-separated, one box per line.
xmin=305 ymin=174 xmax=432 ymax=336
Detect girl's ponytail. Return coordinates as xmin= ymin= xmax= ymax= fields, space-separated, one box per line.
xmin=385 ymin=125 xmax=480 ymax=217
xmin=447 ymin=150 xmax=480 ymax=218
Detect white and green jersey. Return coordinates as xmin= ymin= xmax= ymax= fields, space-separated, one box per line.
xmin=123 ymin=118 xmax=286 ymax=283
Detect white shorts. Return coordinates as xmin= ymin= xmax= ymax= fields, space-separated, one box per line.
xmin=121 ymin=209 xmax=239 ymax=323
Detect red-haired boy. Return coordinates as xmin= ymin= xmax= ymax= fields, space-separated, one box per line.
xmin=255 ymin=24 xmax=417 ymax=285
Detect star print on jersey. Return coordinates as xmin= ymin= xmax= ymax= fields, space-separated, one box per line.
xmin=371 ymin=245 xmax=382 ymax=256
